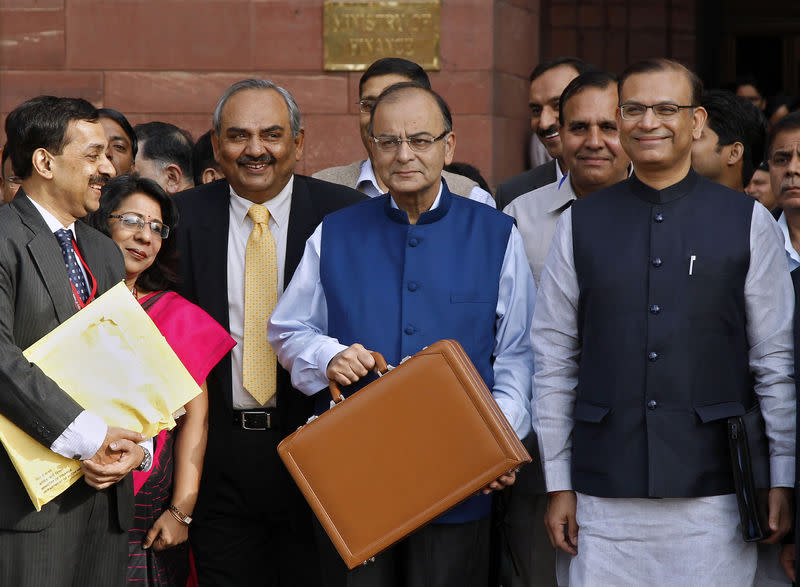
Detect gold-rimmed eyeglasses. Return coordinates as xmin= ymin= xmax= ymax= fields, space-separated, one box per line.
xmin=371 ymin=131 xmax=449 ymax=153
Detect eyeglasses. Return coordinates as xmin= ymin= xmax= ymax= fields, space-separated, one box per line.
xmin=109 ymin=213 xmax=170 ymax=239
xmin=619 ymin=103 xmax=696 ymax=121
xmin=371 ymin=131 xmax=449 ymax=153
xmin=358 ymin=99 xmax=376 ymax=114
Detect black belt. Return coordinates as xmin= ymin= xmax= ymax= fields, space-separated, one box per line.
xmin=233 ymin=409 xmax=278 ymax=430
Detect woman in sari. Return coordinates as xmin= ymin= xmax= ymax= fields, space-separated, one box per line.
xmin=88 ymin=174 xmax=235 ymax=586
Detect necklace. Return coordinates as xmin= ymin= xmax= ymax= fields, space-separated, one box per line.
xmin=130 ymin=285 xmax=137 ymax=299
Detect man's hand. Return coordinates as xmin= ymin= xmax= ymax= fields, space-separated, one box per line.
xmin=762 ymin=487 xmax=793 ymax=544
xmin=780 ymin=544 xmax=795 ymax=582
xmin=81 ymin=427 xmax=146 ymax=490
xmin=143 ymin=510 xmax=189 ymax=551
xmin=545 ymin=490 xmax=578 ymax=555
xmin=326 ymin=343 xmax=376 ymax=386
xmin=481 ymin=469 xmax=517 ymax=494
xmin=88 ymin=426 xmax=146 ymax=465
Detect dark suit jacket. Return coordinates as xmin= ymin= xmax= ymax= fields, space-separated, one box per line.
xmin=173 ymin=175 xmax=365 ymax=518
xmin=0 ymin=192 xmax=129 ymax=531
xmin=495 ymin=159 xmax=558 ymax=211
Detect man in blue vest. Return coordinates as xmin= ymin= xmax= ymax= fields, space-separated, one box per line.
xmin=268 ymin=82 xmax=536 ymax=587
xmin=533 ymin=58 xmax=796 ymax=584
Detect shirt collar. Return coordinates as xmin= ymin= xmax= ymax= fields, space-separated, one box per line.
xmin=777 ymin=212 xmax=800 ymax=271
xmin=228 ymin=175 xmax=294 ymax=227
xmin=545 ymin=173 xmax=578 ymax=213
xmin=357 ymin=159 xmax=382 ymax=196
xmin=385 ymin=180 xmax=450 ymax=225
xmin=550 ymin=164 xmax=634 ymax=212
xmin=388 ymin=183 xmax=443 ymax=212
xmin=26 ymin=195 xmax=78 ymax=239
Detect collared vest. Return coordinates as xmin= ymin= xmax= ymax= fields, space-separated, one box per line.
xmin=318 ymin=181 xmax=513 ymax=522
xmin=570 ymin=171 xmax=755 ymax=498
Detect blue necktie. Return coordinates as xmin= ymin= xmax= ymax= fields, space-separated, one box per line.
xmin=54 ymin=228 xmax=89 ymax=303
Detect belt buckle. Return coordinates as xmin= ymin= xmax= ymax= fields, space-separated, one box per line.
xmin=240 ymin=411 xmax=270 ymax=430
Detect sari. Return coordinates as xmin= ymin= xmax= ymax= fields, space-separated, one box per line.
xmin=126 ymin=291 xmax=235 ymax=586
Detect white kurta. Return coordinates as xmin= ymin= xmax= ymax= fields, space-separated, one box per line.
xmin=569 ymin=493 xmax=756 ymax=586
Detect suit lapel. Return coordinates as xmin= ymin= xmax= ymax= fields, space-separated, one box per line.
xmin=549 ymin=159 xmax=558 ymax=183
xmin=14 ymin=194 xmax=76 ymax=323
xmin=197 ymin=183 xmax=232 ymax=330
xmin=74 ymin=221 xmax=121 ymax=295
xmin=285 ymin=176 xmax=319 ymax=285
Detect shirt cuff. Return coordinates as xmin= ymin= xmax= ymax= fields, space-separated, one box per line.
xmin=315 ymin=340 xmax=349 ymax=384
xmin=49 ymin=411 xmax=107 ymax=461
xmin=493 ymin=396 xmax=530 ymax=440
xmin=770 ymin=455 xmax=795 ymax=488
xmin=543 ymin=460 xmax=572 ymax=493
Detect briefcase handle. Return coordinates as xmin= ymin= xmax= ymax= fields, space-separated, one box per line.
xmin=329 ymin=352 xmax=390 ymax=404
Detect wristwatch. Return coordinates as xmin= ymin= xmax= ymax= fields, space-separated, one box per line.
xmin=135 ymin=445 xmax=152 ymax=472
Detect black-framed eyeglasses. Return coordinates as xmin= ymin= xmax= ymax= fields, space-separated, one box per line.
xmin=619 ymin=103 xmax=696 ymax=121
xmin=371 ymin=131 xmax=449 ymax=153
xmin=358 ymin=99 xmax=377 ymax=114
xmin=109 ymin=213 xmax=170 ymax=239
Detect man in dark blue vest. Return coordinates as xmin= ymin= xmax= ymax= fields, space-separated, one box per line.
xmin=268 ymin=82 xmax=536 ymax=587
xmin=532 ymin=58 xmax=796 ymax=584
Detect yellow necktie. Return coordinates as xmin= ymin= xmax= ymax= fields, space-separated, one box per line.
xmin=243 ymin=204 xmax=277 ymax=405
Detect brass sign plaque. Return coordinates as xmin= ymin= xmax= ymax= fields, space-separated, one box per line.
xmin=324 ymin=1 xmax=440 ymax=71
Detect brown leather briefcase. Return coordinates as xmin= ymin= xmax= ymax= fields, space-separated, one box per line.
xmin=277 ymin=339 xmax=531 ymax=569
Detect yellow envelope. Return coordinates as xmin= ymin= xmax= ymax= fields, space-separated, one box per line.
xmin=0 ymin=282 xmax=204 ymax=510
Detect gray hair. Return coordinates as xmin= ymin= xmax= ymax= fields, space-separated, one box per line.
xmin=212 ymin=79 xmax=302 ymax=138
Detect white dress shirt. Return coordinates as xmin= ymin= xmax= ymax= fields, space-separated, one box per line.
xmin=227 ymin=176 xmax=293 ymax=409
xmin=268 ymin=186 xmax=537 ymax=438
xmin=356 ymin=159 xmax=496 ymax=207
xmin=503 ymin=175 xmax=575 ymax=287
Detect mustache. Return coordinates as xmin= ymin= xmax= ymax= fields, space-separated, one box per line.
xmin=90 ymin=174 xmax=109 ymax=185
xmin=237 ymin=154 xmax=276 ymax=165
xmin=537 ymin=124 xmax=558 ymax=138
xmin=781 ymin=178 xmax=800 ymax=192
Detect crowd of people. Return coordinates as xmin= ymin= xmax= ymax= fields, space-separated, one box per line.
xmin=0 ymin=53 xmax=799 ymax=587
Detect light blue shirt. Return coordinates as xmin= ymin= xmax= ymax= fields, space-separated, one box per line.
xmin=268 ymin=189 xmax=537 ymax=438
xmin=777 ymin=212 xmax=800 ymax=271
